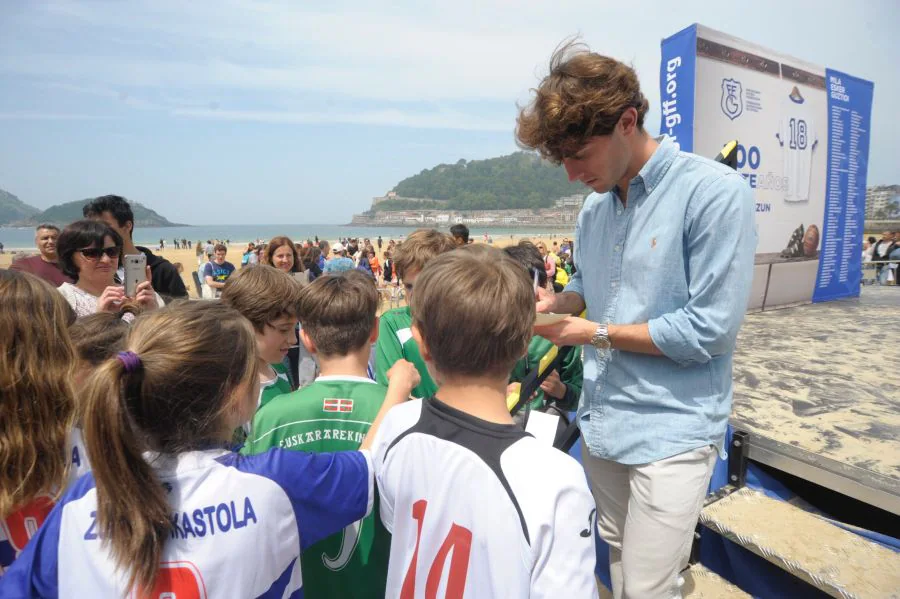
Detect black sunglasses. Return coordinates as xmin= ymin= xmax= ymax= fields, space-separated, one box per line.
xmin=78 ymin=247 xmax=120 ymax=260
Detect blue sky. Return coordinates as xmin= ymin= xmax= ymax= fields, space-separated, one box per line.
xmin=0 ymin=0 xmax=896 ymax=225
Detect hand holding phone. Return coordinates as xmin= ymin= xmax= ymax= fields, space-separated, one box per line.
xmin=123 ymin=254 xmax=148 ymax=297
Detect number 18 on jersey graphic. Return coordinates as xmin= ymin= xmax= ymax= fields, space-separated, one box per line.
xmin=777 ymin=91 xmax=818 ymax=203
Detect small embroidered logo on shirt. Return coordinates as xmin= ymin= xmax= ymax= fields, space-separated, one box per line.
xmin=651 ymin=237 xmax=657 ymax=248
xmin=323 ymin=398 xmax=354 ymax=412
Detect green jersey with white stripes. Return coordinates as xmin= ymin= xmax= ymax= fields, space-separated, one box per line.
xmin=242 ymin=375 xmax=390 ymax=598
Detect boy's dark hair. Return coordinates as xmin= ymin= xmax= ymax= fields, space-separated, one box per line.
xmin=214 ymin=243 xmax=227 ymax=253
xmin=297 ymin=270 xmax=378 ymax=357
xmin=503 ymin=241 xmax=547 ymax=287
xmin=220 ymin=265 xmax=304 ymax=332
xmin=411 ymin=245 xmax=533 ymax=378
xmin=83 ymin=195 xmax=135 ymax=232
xmin=450 ymin=224 xmax=470 ymax=244
xmin=57 ymin=219 xmax=124 ymax=282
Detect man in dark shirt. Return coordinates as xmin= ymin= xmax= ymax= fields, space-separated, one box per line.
xmin=9 ymin=224 xmax=72 ymax=287
xmin=82 ymin=195 xmax=188 ymax=302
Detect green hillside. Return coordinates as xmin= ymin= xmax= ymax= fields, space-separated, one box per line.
xmin=376 ymin=152 xmax=585 ymax=211
xmin=0 ymin=189 xmax=41 ymax=224
xmin=32 ymin=199 xmax=184 ymax=227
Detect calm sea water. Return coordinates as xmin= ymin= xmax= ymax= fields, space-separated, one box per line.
xmin=0 ymin=223 xmax=574 ymax=250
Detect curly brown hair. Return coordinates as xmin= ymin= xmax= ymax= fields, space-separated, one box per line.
xmin=516 ymin=39 xmax=649 ymax=163
xmin=0 ymin=270 xmax=77 ymax=518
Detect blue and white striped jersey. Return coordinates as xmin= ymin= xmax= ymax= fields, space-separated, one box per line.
xmin=0 ymin=448 xmax=373 ymax=598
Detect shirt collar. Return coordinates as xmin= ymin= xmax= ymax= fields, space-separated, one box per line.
xmin=316 ymin=374 xmax=377 ymax=384
xmin=630 ymin=135 xmax=678 ymax=195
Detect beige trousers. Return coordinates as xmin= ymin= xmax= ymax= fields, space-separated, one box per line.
xmin=581 ymin=444 xmax=718 ymax=599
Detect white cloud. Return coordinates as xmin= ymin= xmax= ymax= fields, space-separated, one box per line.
xmin=0 ymin=112 xmax=119 ymax=121
xmin=172 ymin=106 xmax=513 ymax=131
xmin=3 ymin=0 xmax=646 ymax=104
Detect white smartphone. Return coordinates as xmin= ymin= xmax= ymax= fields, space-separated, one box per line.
xmin=123 ymin=254 xmax=147 ymax=297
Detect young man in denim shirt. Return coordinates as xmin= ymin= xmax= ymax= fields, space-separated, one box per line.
xmin=518 ymin=42 xmax=756 ymax=598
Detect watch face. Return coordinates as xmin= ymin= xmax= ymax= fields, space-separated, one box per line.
xmin=592 ymin=331 xmax=611 ymax=350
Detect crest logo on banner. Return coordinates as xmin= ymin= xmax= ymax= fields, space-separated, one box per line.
xmin=721 ymin=78 xmax=743 ymax=120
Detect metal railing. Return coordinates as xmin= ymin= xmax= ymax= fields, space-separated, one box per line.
xmin=862 ymin=259 xmax=898 ymax=285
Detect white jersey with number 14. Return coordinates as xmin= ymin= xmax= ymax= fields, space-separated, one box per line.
xmin=373 ymin=398 xmax=598 ymax=598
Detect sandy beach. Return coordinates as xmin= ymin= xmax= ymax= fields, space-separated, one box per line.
xmin=0 ymin=233 xmax=574 ymax=299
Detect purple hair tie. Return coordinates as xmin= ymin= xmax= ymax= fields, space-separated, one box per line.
xmin=117 ymin=351 xmax=142 ymax=373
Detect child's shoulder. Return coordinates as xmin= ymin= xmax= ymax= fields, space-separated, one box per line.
xmin=504 ymin=436 xmax=589 ymax=488
xmin=372 ymin=398 xmax=424 ymax=446
xmin=380 ymin=305 xmax=411 ymax=325
xmin=312 ymin=375 xmax=390 ymax=396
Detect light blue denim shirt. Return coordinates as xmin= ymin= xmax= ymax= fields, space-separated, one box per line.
xmin=566 ymin=136 xmax=756 ymax=465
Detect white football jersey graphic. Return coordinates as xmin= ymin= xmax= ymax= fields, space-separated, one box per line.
xmin=777 ymin=96 xmax=818 ymax=202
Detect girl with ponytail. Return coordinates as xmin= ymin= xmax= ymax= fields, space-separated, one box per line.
xmin=0 ymin=300 xmax=419 ymax=597
xmin=0 ymin=270 xmax=77 ymax=575
xmin=64 ymin=307 xmax=138 ymax=488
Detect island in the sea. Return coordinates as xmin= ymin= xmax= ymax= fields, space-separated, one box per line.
xmin=0 ymin=189 xmax=185 ymax=227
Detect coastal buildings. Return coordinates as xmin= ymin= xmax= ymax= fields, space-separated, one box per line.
xmin=352 ymin=193 xmax=587 ymax=228
xmin=866 ymin=186 xmax=900 ymax=220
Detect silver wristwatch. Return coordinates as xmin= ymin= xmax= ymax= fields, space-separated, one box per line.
xmin=590 ymin=323 xmax=611 ymax=351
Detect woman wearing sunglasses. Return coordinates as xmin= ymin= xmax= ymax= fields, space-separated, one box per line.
xmin=56 ymin=220 xmax=163 ymax=317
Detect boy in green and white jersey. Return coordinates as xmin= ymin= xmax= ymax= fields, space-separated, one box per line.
xmin=220 ymin=265 xmax=304 ymax=440
xmin=374 ymin=229 xmax=457 ymax=398
xmin=243 ymin=270 xmax=393 ymax=598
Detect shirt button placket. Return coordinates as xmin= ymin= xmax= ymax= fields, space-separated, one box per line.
xmin=592 ymin=203 xmax=629 ymax=458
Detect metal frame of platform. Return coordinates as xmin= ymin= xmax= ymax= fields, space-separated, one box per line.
xmin=731 ymin=425 xmax=900 ymax=516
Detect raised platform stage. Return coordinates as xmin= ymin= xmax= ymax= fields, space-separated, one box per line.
xmin=730 ymin=286 xmax=900 ymax=515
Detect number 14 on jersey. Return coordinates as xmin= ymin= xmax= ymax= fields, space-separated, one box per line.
xmin=400 ymin=500 xmax=473 ymax=599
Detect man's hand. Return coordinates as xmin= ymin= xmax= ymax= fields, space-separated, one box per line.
xmin=539 ymin=369 xmax=566 ymax=400
xmin=536 ymin=290 xmax=586 ymax=316
xmin=534 ymin=316 xmax=596 ymax=347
